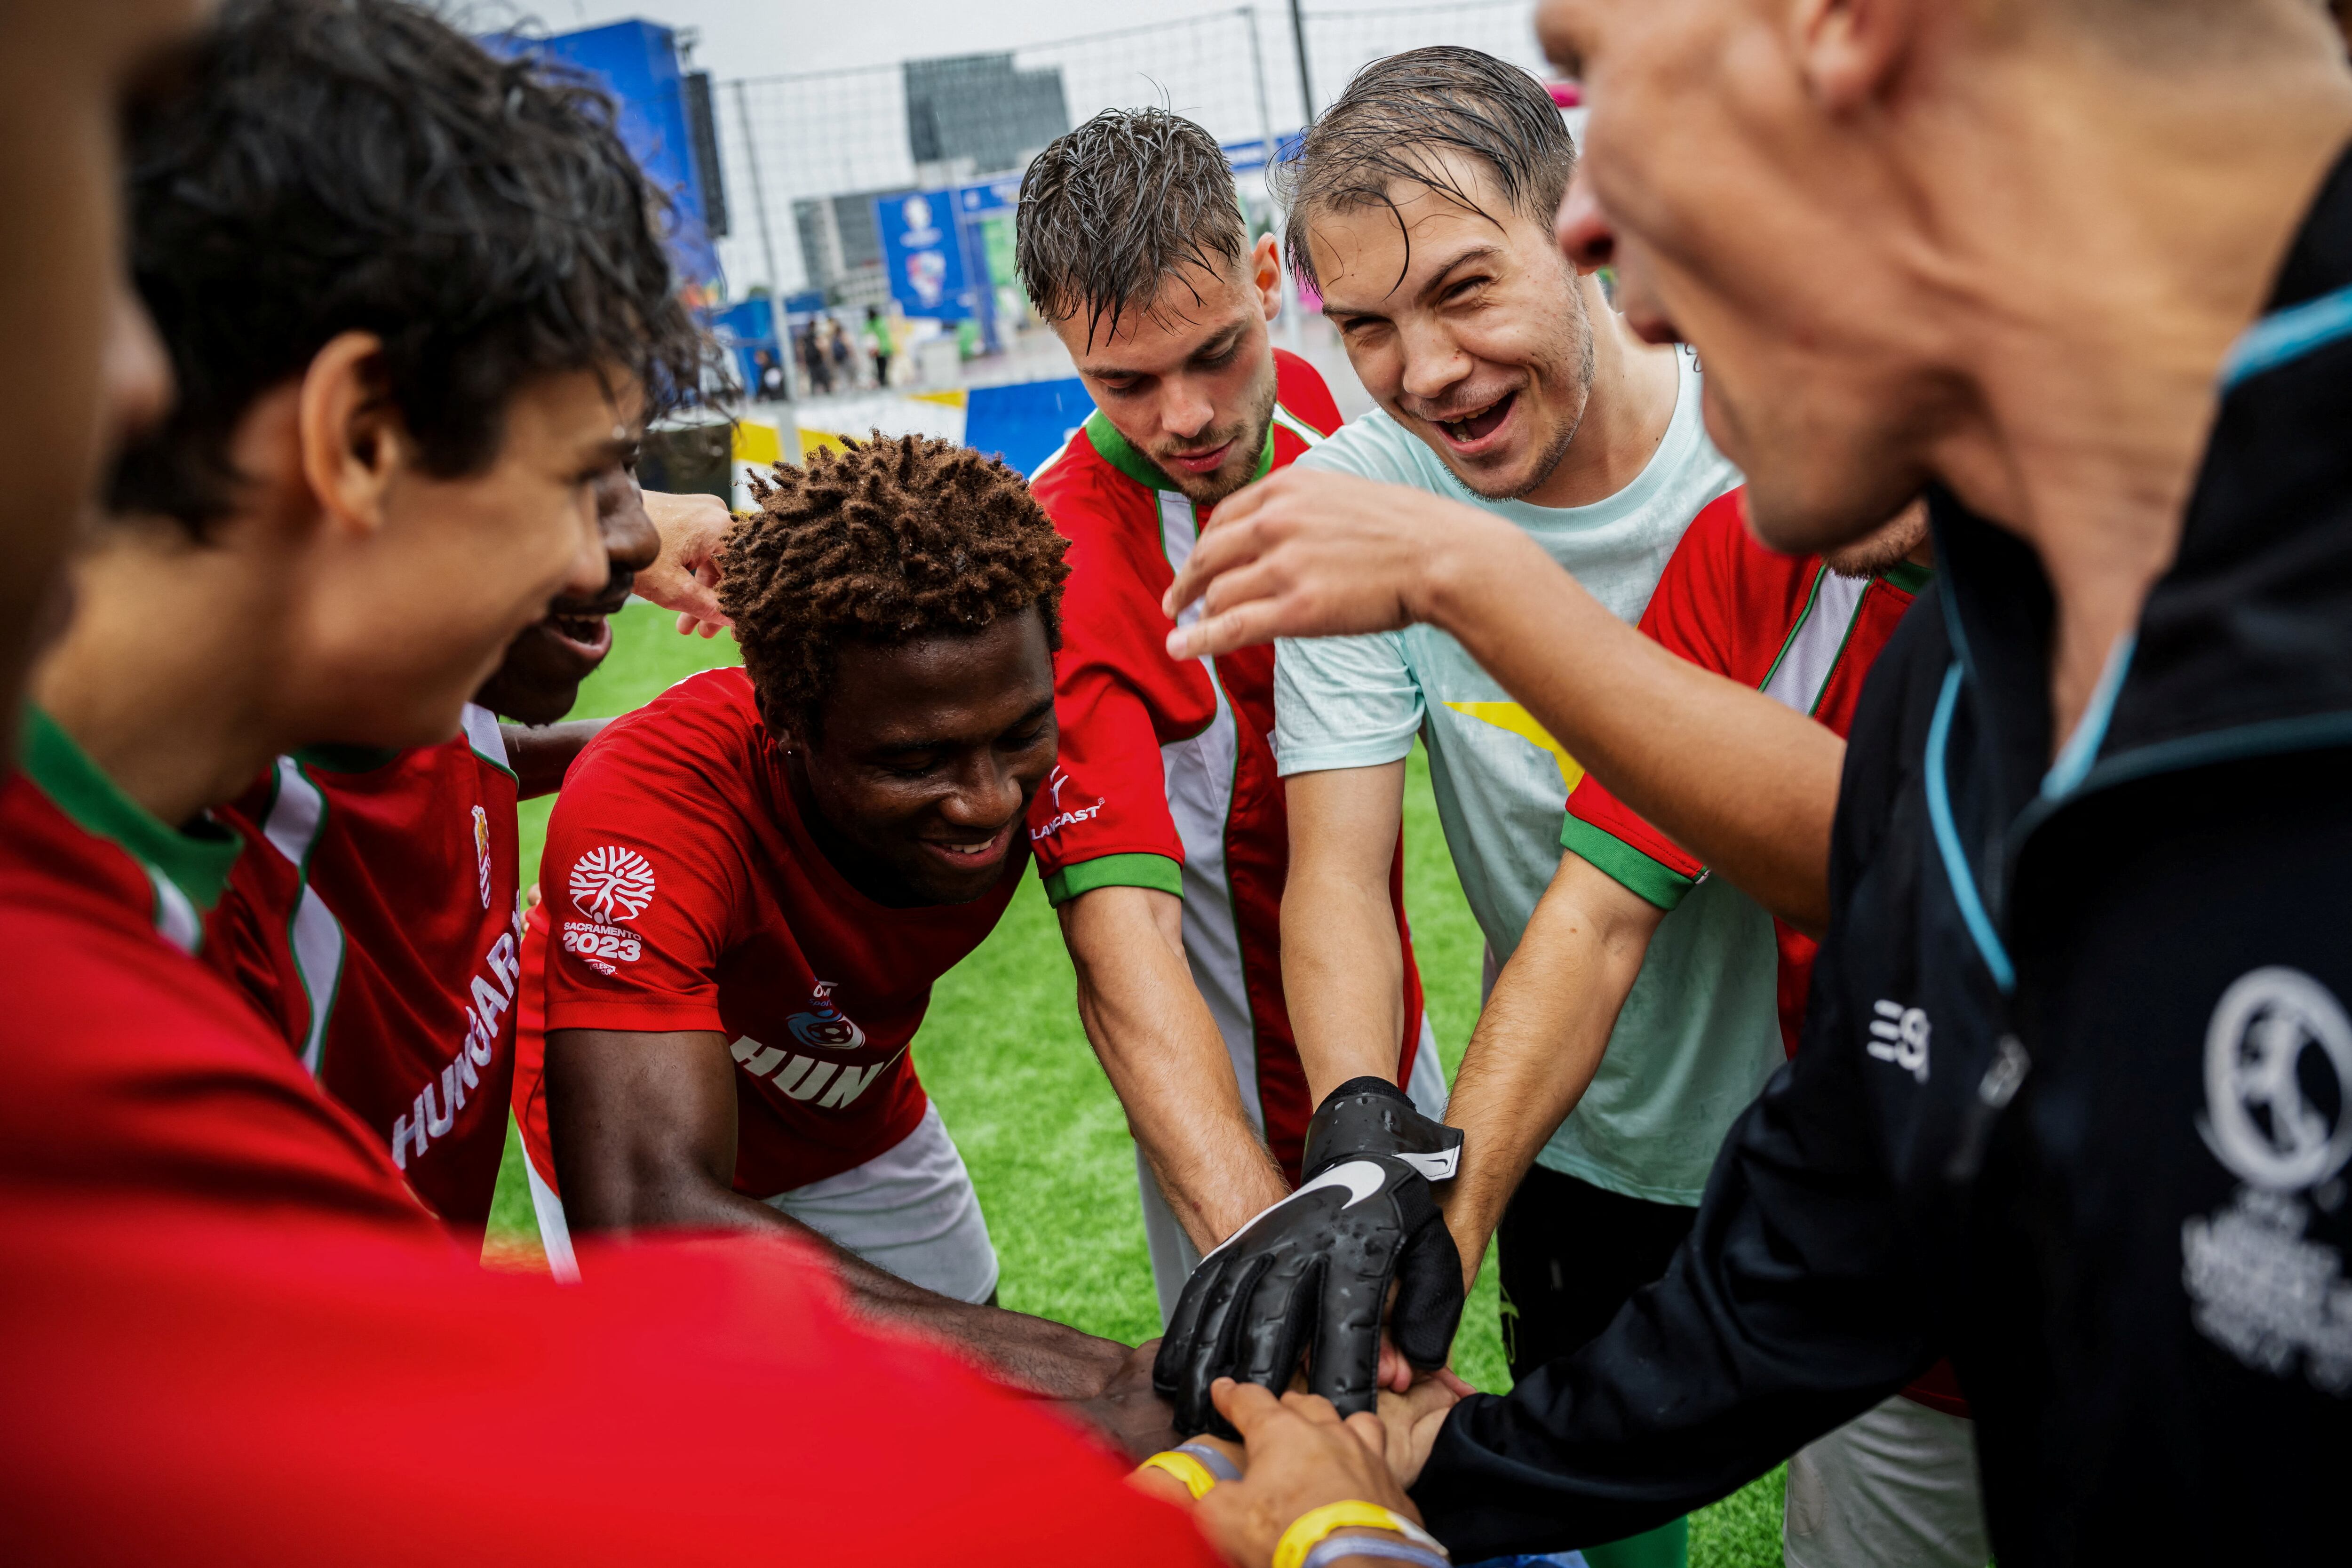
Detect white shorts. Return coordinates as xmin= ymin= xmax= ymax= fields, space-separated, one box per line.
xmin=530 ymin=1100 xmax=999 ymax=1305
xmin=1139 ymin=1018 xmax=1451 ymax=1324
xmin=1783 ymin=1394 xmax=1992 ymax=1568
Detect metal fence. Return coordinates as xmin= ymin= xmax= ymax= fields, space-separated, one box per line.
xmin=711 ymin=0 xmax=1547 ymax=301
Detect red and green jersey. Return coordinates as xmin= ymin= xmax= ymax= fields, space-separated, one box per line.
xmin=0 ymin=707 xmax=436 ymax=1230
xmin=1026 ymin=348 xmax=1430 ymax=1181
xmin=1563 ymin=489 xmax=1929 ymax=1059
xmin=206 ymin=705 xmax=524 ymax=1236
xmin=529 ymin=668 xmax=1021 ymax=1198
xmin=1557 ymin=491 xmax=1964 ymax=1419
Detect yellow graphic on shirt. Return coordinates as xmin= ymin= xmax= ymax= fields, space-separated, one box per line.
xmin=1444 ymin=702 xmax=1585 ymax=791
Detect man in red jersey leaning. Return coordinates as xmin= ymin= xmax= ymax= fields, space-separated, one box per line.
xmin=0 ymin=5 xmax=1434 ymax=1563
xmin=521 ymin=432 xmax=1180 ymax=1425
xmin=1014 ymin=108 xmax=1451 ymax=1323
xmin=203 ymin=463 xmax=655 ymax=1238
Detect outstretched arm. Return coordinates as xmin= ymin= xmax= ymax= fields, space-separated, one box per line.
xmin=1060 ymin=885 xmax=1290 ymax=1251
xmin=1163 ymin=469 xmax=1841 ymax=934
xmin=1282 ymin=763 xmax=1413 ymax=1101
xmin=1441 ymin=852 xmax=1664 ymax=1289
xmin=543 ymin=1024 xmax=1159 ymax=1421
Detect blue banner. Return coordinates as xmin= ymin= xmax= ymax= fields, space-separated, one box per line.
xmin=874 ymin=190 xmax=974 ymax=322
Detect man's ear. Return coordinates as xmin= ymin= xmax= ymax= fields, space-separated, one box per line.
xmin=296 ymin=331 xmax=411 ymax=540
xmin=1252 ymin=232 xmax=1284 ymax=323
xmin=1791 ymin=0 xmax=1917 ymax=112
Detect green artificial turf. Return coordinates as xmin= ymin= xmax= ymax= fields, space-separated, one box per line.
xmin=487 ymin=600 xmax=1787 ymax=1567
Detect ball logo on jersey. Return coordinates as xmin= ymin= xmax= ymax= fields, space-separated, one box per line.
xmin=787 ymin=979 xmax=868 ymax=1052
xmin=570 ymin=845 xmax=657 ymax=925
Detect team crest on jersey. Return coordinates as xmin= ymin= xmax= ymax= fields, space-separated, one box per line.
xmin=472 ymin=805 xmax=493 ymax=909
xmin=2182 ymin=966 xmax=2352 ymax=1393
xmin=570 ymin=845 xmax=656 ymax=924
xmin=787 ymin=979 xmax=868 ymax=1052
xmin=1030 ymin=764 xmax=1105 ymax=842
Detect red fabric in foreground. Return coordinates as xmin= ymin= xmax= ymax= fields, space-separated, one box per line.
xmin=0 ymin=1196 xmax=1218 ymax=1567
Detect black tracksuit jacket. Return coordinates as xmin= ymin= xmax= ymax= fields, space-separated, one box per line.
xmin=1412 ymin=151 xmax=2352 ymax=1565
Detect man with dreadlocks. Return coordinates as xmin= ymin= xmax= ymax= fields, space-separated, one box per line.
xmin=514 ymin=432 xmax=1171 ymax=1434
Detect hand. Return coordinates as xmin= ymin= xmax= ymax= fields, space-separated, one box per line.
xmin=1066 ymin=1338 xmax=1181 ymax=1461
xmin=635 ymin=489 xmax=735 ymax=637
xmin=1192 ymin=1378 xmax=1419 ymax=1568
xmin=1154 ymin=1079 xmax=1465 ymax=1436
xmin=1159 ymin=467 xmax=1527 ymax=660
xmin=1127 ymin=1431 xmax=1245 ymax=1509
xmin=1374 ymin=1371 xmax=1469 ymax=1490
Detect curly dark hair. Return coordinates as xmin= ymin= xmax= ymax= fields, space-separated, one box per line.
xmin=109 ymin=0 xmax=717 ymax=533
xmin=721 ymin=433 xmax=1070 ymax=737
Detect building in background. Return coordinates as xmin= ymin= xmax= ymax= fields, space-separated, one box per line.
xmin=902 ymin=52 xmax=1069 ymax=186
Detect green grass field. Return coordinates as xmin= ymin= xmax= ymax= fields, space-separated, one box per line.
xmin=487 ymin=601 xmax=1785 ymax=1566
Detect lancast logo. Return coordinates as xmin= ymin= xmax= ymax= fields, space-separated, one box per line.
xmin=1030 ymin=765 xmax=1105 ymax=842
xmin=570 ymin=845 xmax=656 ymax=923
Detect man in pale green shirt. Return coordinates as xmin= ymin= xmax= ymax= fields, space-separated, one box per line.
xmin=1266 ymin=56 xmax=1780 ymax=1567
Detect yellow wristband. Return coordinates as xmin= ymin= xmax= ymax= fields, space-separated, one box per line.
xmin=1272 ymin=1501 xmax=1447 ymax=1568
xmin=1138 ymin=1449 xmax=1221 ymax=1501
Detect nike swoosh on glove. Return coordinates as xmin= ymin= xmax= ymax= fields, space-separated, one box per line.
xmin=1153 ymin=1077 xmax=1464 ymax=1436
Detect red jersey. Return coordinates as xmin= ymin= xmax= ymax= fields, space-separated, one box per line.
xmin=531 ymin=667 xmax=1021 ymax=1197
xmin=1557 ymin=489 xmax=1963 ymax=1416
xmin=207 ymin=704 xmax=523 ymax=1234
xmin=0 ymin=723 xmax=1217 ymax=1568
xmin=1561 ymin=489 xmax=1929 ymax=1058
xmin=0 ymin=708 xmax=438 ymax=1230
xmin=1027 ymin=349 xmax=1430 ymax=1178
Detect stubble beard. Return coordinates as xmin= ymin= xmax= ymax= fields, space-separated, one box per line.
xmin=1160 ymin=372 xmax=1279 ymax=510
xmin=1451 ymin=282 xmax=1599 ymax=504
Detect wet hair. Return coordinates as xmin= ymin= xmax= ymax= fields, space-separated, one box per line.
xmin=720 ymin=434 xmax=1069 ymax=737
xmin=1276 ymin=46 xmax=1576 ymax=295
xmin=109 ymin=0 xmax=714 ymax=533
xmin=1017 ymin=107 xmax=1250 ymax=346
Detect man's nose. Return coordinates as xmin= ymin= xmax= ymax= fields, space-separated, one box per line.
xmin=1556 ymin=167 xmax=1615 ymax=272
xmin=560 ymin=486 xmax=608 ymax=600
xmin=600 ymin=475 xmax=660 ymax=581
xmin=1163 ymin=378 xmax=1216 ymax=443
xmin=940 ymin=752 xmax=1025 ymax=828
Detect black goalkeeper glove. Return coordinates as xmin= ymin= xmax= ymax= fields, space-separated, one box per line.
xmin=1152 ymin=1076 xmax=1464 ymax=1436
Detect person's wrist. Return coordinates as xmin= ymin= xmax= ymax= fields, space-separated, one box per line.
xmin=1408 ymin=509 xmax=1513 ymax=634
xmin=1303 ymin=1528 xmax=1450 ymax=1568
xmin=1272 ymin=1501 xmax=1448 ymax=1568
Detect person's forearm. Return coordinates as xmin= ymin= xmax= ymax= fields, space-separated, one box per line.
xmin=501 ymin=717 xmax=610 ymax=799
xmin=1063 ymin=888 xmax=1289 ymax=1250
xmin=602 ymin=1162 xmax=1132 ymax=1399
xmin=1422 ymin=534 xmax=1841 ymax=933
xmin=1441 ymin=858 xmax=1660 ymax=1286
xmin=1282 ymin=866 xmax=1407 ymax=1106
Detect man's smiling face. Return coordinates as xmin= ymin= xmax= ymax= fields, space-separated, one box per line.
xmin=1309 ymin=151 xmax=1597 ymax=503
xmin=1052 ymin=240 xmax=1283 ymax=509
xmin=1537 ymin=0 xmax=1949 ymax=549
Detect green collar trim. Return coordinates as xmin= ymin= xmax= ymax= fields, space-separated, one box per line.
xmin=19 ymin=706 xmax=240 ymax=912
xmin=1083 ymin=409 xmax=1276 ymax=498
xmin=1880 ymin=560 xmax=1935 ymax=595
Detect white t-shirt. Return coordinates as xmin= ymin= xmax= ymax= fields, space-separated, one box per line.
xmin=1274 ymin=348 xmax=1782 ymax=1205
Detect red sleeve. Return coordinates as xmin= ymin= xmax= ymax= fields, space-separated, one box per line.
xmin=1560 ymin=489 xmax=1758 ymax=907
xmin=540 ymin=736 xmax=746 ymax=1036
xmin=1028 ymin=467 xmax=1189 ymax=906
xmin=201 ymin=775 xmax=312 ymax=1056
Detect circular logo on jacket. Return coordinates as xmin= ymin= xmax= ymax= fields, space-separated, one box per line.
xmin=569 ymin=845 xmax=657 ymax=925
xmin=2201 ymin=966 xmax=2352 ymax=1191
xmin=786 ymin=980 xmax=867 ymax=1053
